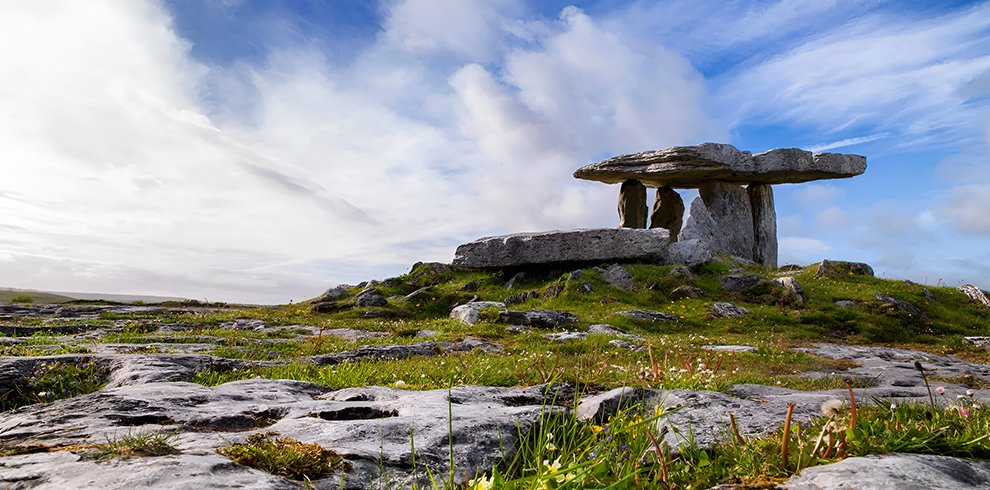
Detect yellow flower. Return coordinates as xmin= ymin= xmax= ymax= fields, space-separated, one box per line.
xmin=544 ymin=457 xmax=561 ymax=473
xmin=468 ymin=474 xmax=494 ymax=490
xmin=589 ymin=425 xmax=604 ymax=434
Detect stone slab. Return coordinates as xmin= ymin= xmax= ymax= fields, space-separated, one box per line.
xmin=452 ymin=228 xmax=670 ymax=268
xmin=573 ymin=143 xmax=866 ymax=187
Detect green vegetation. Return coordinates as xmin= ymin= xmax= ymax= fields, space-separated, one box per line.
xmin=463 ymin=387 xmax=989 ymax=489
xmin=92 ymin=430 xmax=181 ymax=460
xmin=217 ymin=432 xmax=349 ymax=481
xmin=0 ymin=359 xmax=110 ymax=411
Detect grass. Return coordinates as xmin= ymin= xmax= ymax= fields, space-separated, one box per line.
xmin=92 ymin=430 xmax=181 ymax=459
xmin=3 ymin=258 xmax=990 ymax=486
xmin=461 ymin=385 xmax=990 ymax=489
xmin=217 ymin=431 xmax=349 ymax=481
xmin=0 ymin=359 xmax=110 ymax=411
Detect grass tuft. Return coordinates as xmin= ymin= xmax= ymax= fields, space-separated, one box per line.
xmin=218 ymin=431 xmax=350 ymax=481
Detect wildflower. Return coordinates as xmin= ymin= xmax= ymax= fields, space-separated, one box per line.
xmin=393 ymin=380 xmax=407 ymax=387
xmin=961 ymin=409 xmax=970 ymax=418
xmin=589 ymin=425 xmax=604 ymax=434
xmin=958 ymin=395 xmax=966 ymax=400
xmin=890 ymin=403 xmax=897 ymax=410
xmin=821 ymin=399 xmax=844 ymax=417
xmin=36 ymin=391 xmax=50 ymax=398
xmin=967 ymin=389 xmax=975 ymax=397
xmin=543 ymin=457 xmax=561 ymax=473
xmin=936 ymin=386 xmax=945 ymax=395
xmin=468 ymin=474 xmax=494 ymax=490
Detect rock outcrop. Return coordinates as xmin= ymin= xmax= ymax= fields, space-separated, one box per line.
xmin=618 ymin=179 xmax=648 ymax=228
xmin=649 ymin=186 xmax=684 ymax=240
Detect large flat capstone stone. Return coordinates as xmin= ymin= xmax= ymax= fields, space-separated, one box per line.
xmin=573 ymin=143 xmax=866 ymax=187
xmin=452 ymin=228 xmax=670 ymax=268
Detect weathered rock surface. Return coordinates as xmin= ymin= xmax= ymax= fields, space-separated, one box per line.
xmin=874 ymin=292 xmax=926 ymax=320
xmin=618 ymin=179 xmax=648 ymax=228
xmin=497 ymin=309 xmax=579 ymax=328
xmin=649 ymin=186 xmax=684 ymax=240
xmin=783 ymin=453 xmax=990 ymax=489
xmin=452 ymin=228 xmax=671 ymax=268
xmin=322 ymin=287 xmax=350 ymax=300
xmin=573 ymin=143 xmax=866 ymax=186
xmin=601 ymin=264 xmax=635 ymax=291
xmin=666 ymin=238 xmax=712 ymax=266
xmin=679 ymin=197 xmax=719 ymax=249
xmin=0 ymin=364 xmax=568 ymax=490
xmin=669 ymin=285 xmax=704 ymax=300
xmin=700 ymin=181 xmax=755 ymax=259
xmin=748 ymin=183 xmax=777 ymax=268
xmin=774 ymin=276 xmax=806 ymax=305
xmin=449 ymin=301 xmax=506 ymax=325
xmin=616 ymin=309 xmax=677 ymax=322
xmin=959 ymin=284 xmax=990 ymax=310
xmin=710 ymin=302 xmax=750 ymax=318
xmin=720 ymin=274 xmax=763 ymax=292
xmin=816 ymin=259 xmax=874 ymax=278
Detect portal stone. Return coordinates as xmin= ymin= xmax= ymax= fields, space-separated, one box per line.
xmin=699 ymin=181 xmax=754 ymax=259
xmin=618 ymin=179 xmax=647 ymax=228
xmin=649 ymin=186 xmax=684 ymax=241
xmin=748 ymin=183 xmax=777 ymax=268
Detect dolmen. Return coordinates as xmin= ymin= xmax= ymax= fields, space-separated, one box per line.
xmin=454 ymin=143 xmax=865 ymax=269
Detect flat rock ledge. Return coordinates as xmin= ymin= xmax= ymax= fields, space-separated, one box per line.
xmin=573 ymin=143 xmax=866 ymax=187
xmin=453 ymin=228 xmax=671 ymax=268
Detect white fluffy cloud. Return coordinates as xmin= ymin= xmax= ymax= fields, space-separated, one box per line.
xmin=0 ymin=1 xmax=720 ymax=303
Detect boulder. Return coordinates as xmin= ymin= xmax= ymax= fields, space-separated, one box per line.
xmin=497 ymin=309 xmax=579 ymax=328
xmin=874 ymin=292 xmax=926 ymax=320
xmin=576 ymin=387 xmax=656 ymax=423
xmin=616 ymin=309 xmax=677 ymax=322
xmin=618 ymin=179 xmax=648 ymax=228
xmin=668 ymin=265 xmax=693 ymax=280
xmin=748 ymin=183 xmax=777 ymax=268
xmin=449 ymin=301 xmax=506 ymax=325
xmin=720 ymin=274 xmax=762 ymax=292
xmin=602 ymin=264 xmax=635 ymax=291
xmin=667 ymin=238 xmax=712 ymax=266
xmin=701 ymin=344 xmax=757 ymax=353
xmin=573 ymin=143 xmax=866 ymax=186
xmin=669 ymin=285 xmax=704 ymax=300
xmin=773 ymin=276 xmax=806 ymax=305
xmin=710 ymin=302 xmax=749 ymax=318
xmin=452 ymin=228 xmax=671 ymax=268
xmin=649 ymin=186 xmax=684 ymax=240
xmin=355 ymin=292 xmax=387 ymax=308
xmin=959 ymin=284 xmax=990 ymax=310
xmin=816 ymin=259 xmax=874 ymax=278
xmin=700 ymin=181 xmax=754 ymax=259
xmin=322 ymin=287 xmax=350 ymax=300
xmin=312 ymin=301 xmax=347 ymax=314
xmin=783 ymin=453 xmax=990 ymax=490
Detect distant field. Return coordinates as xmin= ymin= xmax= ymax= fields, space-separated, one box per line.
xmin=0 ymin=290 xmax=76 ymax=304
xmin=0 ymin=288 xmax=185 ymax=304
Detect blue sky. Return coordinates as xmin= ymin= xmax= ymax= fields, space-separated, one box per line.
xmin=1 ymin=0 xmax=989 ymax=304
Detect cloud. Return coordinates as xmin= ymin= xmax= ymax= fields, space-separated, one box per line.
xmin=790 ymin=184 xmax=842 ymax=206
xmin=804 ymin=133 xmax=890 ymax=153
xmin=779 ymin=236 xmax=831 ymax=265
xmin=717 ymin=3 xmax=990 ymax=148
xmin=0 ymin=1 xmax=723 ymax=303
xmin=816 ymin=206 xmax=851 ymax=229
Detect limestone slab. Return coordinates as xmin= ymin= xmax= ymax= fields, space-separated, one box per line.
xmin=452 ymin=228 xmax=670 ymax=268
xmin=574 ymin=143 xmax=866 ymax=187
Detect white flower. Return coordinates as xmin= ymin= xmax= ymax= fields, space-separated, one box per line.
xmin=890 ymin=403 xmax=897 ymax=410
xmin=966 ymin=389 xmax=975 ymax=397
xmin=821 ymin=399 xmax=844 ymax=417
xmin=36 ymin=391 xmax=50 ymax=398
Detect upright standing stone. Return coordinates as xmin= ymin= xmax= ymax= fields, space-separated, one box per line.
xmin=650 ymin=186 xmax=684 ymax=241
xmin=679 ymin=197 xmax=719 ymax=248
xmin=618 ymin=179 xmax=647 ymax=228
xmin=699 ymin=181 xmax=755 ymax=259
xmin=748 ymin=183 xmax=777 ymax=268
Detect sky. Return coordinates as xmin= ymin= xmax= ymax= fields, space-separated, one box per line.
xmin=1 ymin=0 xmax=989 ymax=304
